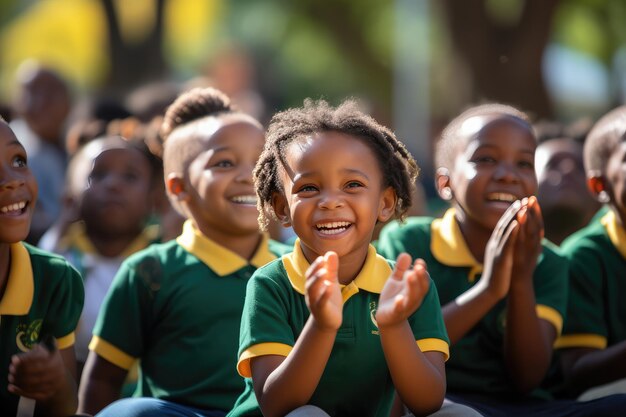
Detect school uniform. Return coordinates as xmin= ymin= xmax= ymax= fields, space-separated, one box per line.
xmin=556 ymin=210 xmax=626 ymax=351
xmin=0 ymin=243 xmax=83 ymax=416
xmin=90 ymin=220 xmax=290 ymax=413
xmin=376 ymin=209 xmax=567 ymax=399
xmin=227 ymin=239 xmax=450 ymax=417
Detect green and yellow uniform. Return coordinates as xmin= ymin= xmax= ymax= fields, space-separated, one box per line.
xmin=1 ymin=243 xmax=84 ymax=416
xmin=90 ymin=220 xmax=290 ymax=412
xmin=556 ymin=210 xmax=626 ymax=351
xmin=376 ymin=209 xmax=567 ymax=399
xmin=228 ymin=240 xmax=449 ymax=417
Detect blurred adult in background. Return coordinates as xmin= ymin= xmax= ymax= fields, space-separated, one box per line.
xmin=10 ymin=61 xmax=72 ymax=244
xmin=534 ymin=120 xmax=601 ymax=245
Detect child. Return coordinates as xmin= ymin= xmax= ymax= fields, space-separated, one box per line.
xmin=534 ymin=121 xmax=600 ymax=245
xmin=377 ymin=103 xmax=626 ymax=416
xmin=0 ymin=118 xmax=84 ymax=415
xmin=40 ymin=134 xmax=161 ymax=374
xmin=77 ymin=87 xmax=290 ymax=416
xmin=227 ymin=99 xmax=477 ymax=417
xmin=554 ymin=105 xmax=626 ymax=399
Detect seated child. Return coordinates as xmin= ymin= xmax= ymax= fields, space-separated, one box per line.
xmin=227 ymin=99 xmax=480 ymax=417
xmin=0 ymin=117 xmax=84 ymax=416
xmin=554 ymin=105 xmax=626 ymax=399
xmin=377 ymin=103 xmax=626 ymax=416
xmin=77 ymin=87 xmax=290 ymax=416
xmin=40 ymin=134 xmax=161 ymax=373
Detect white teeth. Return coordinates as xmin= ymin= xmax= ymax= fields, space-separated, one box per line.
xmin=487 ymin=193 xmax=517 ymax=203
xmin=231 ymin=195 xmax=257 ymax=204
xmin=316 ymin=221 xmax=351 ymax=235
xmin=0 ymin=201 xmax=26 ymax=213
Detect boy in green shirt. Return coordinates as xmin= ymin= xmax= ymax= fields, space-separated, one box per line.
xmin=78 ymin=88 xmax=290 ymax=416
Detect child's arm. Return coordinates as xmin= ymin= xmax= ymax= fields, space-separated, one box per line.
xmin=7 ymin=339 xmax=78 ymax=416
xmin=560 ymin=344 xmax=626 ymax=396
xmin=77 ymin=352 xmax=128 ymax=414
xmin=377 ymin=254 xmax=446 ymax=416
xmin=442 ymin=200 xmax=521 ymax=344
xmin=250 ymin=252 xmax=343 ymax=417
xmin=504 ymin=197 xmax=556 ymax=393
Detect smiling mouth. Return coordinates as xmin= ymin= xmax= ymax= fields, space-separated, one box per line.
xmin=486 ymin=193 xmax=518 ymax=203
xmin=0 ymin=201 xmax=27 ymax=215
xmin=315 ymin=221 xmax=352 ymax=235
xmin=230 ymin=195 xmax=257 ymax=205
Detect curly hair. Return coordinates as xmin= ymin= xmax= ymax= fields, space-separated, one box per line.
xmin=254 ymin=99 xmax=419 ymax=230
xmin=436 ymin=103 xmax=533 ymax=169
xmin=584 ymin=105 xmax=626 ymax=175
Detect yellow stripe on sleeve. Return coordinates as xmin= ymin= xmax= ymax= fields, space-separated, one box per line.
xmin=56 ymin=332 xmax=75 ymax=350
xmin=554 ymin=334 xmax=607 ymax=350
xmin=416 ymin=338 xmax=450 ymax=361
xmin=536 ymin=305 xmax=563 ymax=336
xmin=237 ymin=342 xmax=293 ymax=377
xmin=89 ymin=336 xmax=137 ymax=370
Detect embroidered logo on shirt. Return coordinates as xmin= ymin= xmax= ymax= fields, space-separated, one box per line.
xmin=15 ymin=319 xmax=42 ymax=352
xmin=370 ymin=301 xmax=380 ymax=335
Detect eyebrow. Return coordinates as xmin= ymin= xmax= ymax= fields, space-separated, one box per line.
xmin=293 ymin=168 xmax=370 ymax=182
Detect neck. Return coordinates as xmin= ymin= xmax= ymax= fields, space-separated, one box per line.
xmin=86 ymin=229 xmax=143 ymax=258
xmin=0 ymin=243 xmax=11 ymax=301
xmin=337 ymin=249 xmax=369 ymax=285
xmin=196 ymin=224 xmax=263 ymax=261
xmin=455 ymin=211 xmax=491 ymax=262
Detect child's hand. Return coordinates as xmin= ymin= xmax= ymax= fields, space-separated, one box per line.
xmin=7 ymin=339 xmax=66 ymax=401
xmin=512 ymin=196 xmax=544 ymax=281
xmin=305 ymin=251 xmax=343 ymax=331
xmin=376 ymin=253 xmax=430 ymax=328
xmin=480 ymin=200 xmax=522 ymax=300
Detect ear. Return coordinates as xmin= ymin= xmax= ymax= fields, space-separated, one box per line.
xmin=435 ymin=167 xmax=453 ymax=201
xmin=271 ymin=191 xmax=291 ymax=227
xmin=377 ymin=186 xmax=397 ymax=223
xmin=166 ymin=173 xmax=189 ymax=202
xmin=587 ymin=174 xmax=610 ymax=203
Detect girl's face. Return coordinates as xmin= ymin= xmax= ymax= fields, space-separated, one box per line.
xmin=605 ymin=141 xmax=626 ymax=225
xmin=445 ymin=115 xmax=538 ymax=232
xmin=78 ymin=139 xmax=154 ymax=237
xmin=0 ymin=122 xmax=37 ymax=243
xmin=273 ymin=131 xmax=395 ymax=264
xmin=182 ymin=116 xmax=265 ymax=239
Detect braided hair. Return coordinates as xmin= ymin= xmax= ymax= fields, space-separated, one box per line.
xmin=254 ymin=99 xmax=419 ymax=230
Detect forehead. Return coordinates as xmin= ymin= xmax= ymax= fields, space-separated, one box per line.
xmin=457 ymin=115 xmax=536 ymax=154
xmin=183 ymin=114 xmax=264 ymax=147
xmin=0 ymin=122 xmax=19 ymax=145
xmin=536 ymin=139 xmax=582 ymax=163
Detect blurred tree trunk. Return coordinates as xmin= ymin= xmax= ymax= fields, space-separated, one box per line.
xmin=442 ymin=0 xmax=560 ymax=119
xmin=100 ymin=0 xmax=169 ymax=96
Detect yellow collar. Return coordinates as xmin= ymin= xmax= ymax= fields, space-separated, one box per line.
xmin=431 ymin=208 xmax=483 ymax=282
xmin=601 ymin=210 xmax=626 ymax=260
xmin=58 ymin=221 xmax=159 ymax=258
xmin=282 ymin=239 xmax=391 ymax=302
xmin=176 ymin=220 xmax=275 ymax=276
xmin=0 ymin=243 xmax=33 ymax=315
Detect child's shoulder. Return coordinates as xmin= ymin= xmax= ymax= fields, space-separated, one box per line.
xmin=560 ymin=218 xmax=610 ymax=255
xmin=382 ymin=216 xmax=437 ymax=236
xmin=25 ymin=242 xmax=80 ymax=275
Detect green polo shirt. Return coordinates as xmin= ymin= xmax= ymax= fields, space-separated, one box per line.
xmin=90 ymin=220 xmax=290 ymax=412
xmin=228 ymin=240 xmax=449 ymax=417
xmin=556 ymin=210 xmax=626 ymax=350
xmin=1 ymin=243 xmax=83 ymax=416
xmin=376 ymin=209 xmax=567 ymax=399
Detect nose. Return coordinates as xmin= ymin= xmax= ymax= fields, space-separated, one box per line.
xmin=235 ymin=162 xmax=254 ymax=184
xmin=0 ymin=170 xmax=25 ymax=190
xmin=493 ymin=162 xmax=520 ymax=183
xmin=318 ymin=190 xmax=344 ymax=210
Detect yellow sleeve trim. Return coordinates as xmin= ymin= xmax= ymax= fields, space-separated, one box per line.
xmin=416 ymin=338 xmax=450 ymax=362
xmin=536 ymin=305 xmax=563 ymax=336
xmin=237 ymin=342 xmax=293 ymax=377
xmin=554 ymin=334 xmax=607 ymax=350
xmin=89 ymin=336 xmax=136 ymax=370
xmin=56 ymin=332 xmax=75 ymax=350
